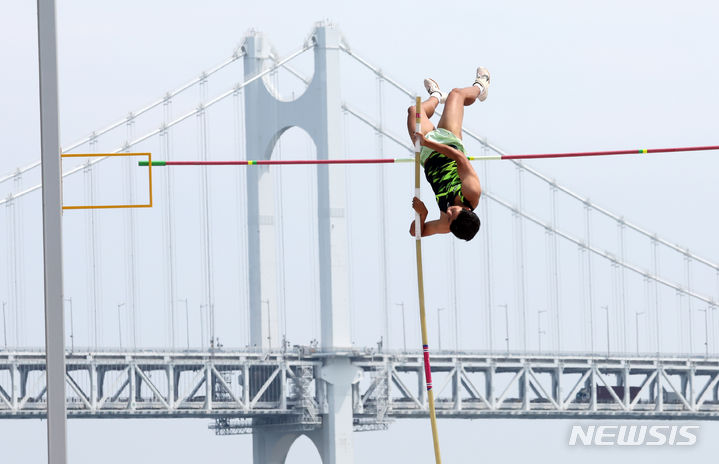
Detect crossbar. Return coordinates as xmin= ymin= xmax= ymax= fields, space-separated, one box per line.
xmin=138 ymin=144 xmax=719 ymax=166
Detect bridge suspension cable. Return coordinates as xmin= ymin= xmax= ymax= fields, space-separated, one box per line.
xmin=0 ymin=44 xmax=313 ymax=208
xmin=0 ymin=51 xmax=248 ymax=186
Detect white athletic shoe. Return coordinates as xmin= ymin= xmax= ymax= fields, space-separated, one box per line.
xmin=424 ymin=78 xmax=447 ymax=104
xmin=474 ymin=67 xmax=491 ymax=102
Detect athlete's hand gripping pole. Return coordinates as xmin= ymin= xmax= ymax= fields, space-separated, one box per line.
xmin=414 ymin=96 xmax=443 ymax=464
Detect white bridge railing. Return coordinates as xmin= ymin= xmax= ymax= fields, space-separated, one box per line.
xmin=1 ymin=350 xmax=718 ymax=428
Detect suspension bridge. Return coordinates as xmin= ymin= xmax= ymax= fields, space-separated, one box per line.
xmin=3 ymin=21 xmax=719 ymax=463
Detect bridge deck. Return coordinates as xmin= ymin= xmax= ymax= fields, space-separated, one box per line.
xmin=1 ymin=350 xmax=718 ymax=429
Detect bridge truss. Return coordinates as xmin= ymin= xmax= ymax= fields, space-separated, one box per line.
xmin=1 ymin=350 xmax=718 ymax=429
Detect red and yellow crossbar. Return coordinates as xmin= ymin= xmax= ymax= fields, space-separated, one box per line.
xmin=138 ymin=144 xmax=719 ymax=166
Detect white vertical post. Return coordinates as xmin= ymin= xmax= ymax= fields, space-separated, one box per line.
xmin=585 ymin=201 xmax=594 ymax=353
xmin=242 ymin=33 xmax=279 ymax=351
xmin=514 ymin=164 xmax=527 ymax=351
xmin=243 ymin=24 xmax=353 ymax=463
xmin=128 ymin=363 xmax=136 ymax=411
xmin=37 ymin=1 xmax=67 ymax=462
xmin=90 ymin=362 xmax=97 ymax=410
xmin=315 ymin=26 xmax=350 ymax=351
xmin=198 ymin=77 xmax=215 ymax=349
xmin=482 ymin=163 xmax=493 ymax=352
xmin=618 ymin=219 xmax=627 ymax=352
xmin=550 ymin=183 xmax=561 ymax=353
xmin=124 ymin=117 xmax=138 ymax=350
xmin=161 ymin=97 xmax=177 ymax=349
xmin=450 ymin=239 xmax=459 ymax=350
xmin=686 ymin=254 xmax=693 ymax=354
xmin=652 ymin=236 xmax=660 ymax=353
xmin=313 ymin=26 xmax=354 ymax=463
xmin=376 ymin=75 xmax=390 ymax=351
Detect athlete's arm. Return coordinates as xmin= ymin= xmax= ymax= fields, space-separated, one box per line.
xmin=409 ymin=218 xmax=450 ymax=237
xmin=408 ymin=197 xmax=450 ymax=237
xmin=419 ymin=218 xmax=450 ymax=237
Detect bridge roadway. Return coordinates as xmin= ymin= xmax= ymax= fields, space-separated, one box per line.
xmin=1 ymin=349 xmax=718 ymax=432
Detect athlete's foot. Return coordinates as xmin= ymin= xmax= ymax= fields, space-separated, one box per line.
xmin=473 ymin=67 xmax=491 ymax=102
xmin=424 ymin=78 xmax=448 ymax=104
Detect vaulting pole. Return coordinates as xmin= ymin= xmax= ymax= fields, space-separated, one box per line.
xmin=414 ymin=96 xmax=442 ymax=464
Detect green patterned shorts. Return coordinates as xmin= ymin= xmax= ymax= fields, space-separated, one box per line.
xmin=419 ymin=128 xmax=466 ymax=165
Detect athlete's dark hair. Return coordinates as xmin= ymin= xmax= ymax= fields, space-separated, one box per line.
xmin=449 ymin=210 xmax=480 ymax=241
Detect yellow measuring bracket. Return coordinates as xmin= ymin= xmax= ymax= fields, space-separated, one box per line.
xmin=60 ymin=152 xmax=153 ymax=210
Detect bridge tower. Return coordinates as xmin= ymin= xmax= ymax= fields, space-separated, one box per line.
xmin=242 ymin=23 xmax=357 ymax=463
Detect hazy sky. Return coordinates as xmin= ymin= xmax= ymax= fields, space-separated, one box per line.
xmin=2 ymin=0 xmax=719 ymax=462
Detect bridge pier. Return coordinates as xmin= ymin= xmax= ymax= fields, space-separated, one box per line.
xmin=251 ymin=358 xmax=358 ymax=464
xmin=252 ymin=430 xmax=301 ymax=464
xmin=308 ymin=357 xmax=361 ymax=463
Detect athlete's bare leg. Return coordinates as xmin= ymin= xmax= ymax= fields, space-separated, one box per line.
xmin=436 ymin=86 xmax=482 ymax=139
xmin=406 ymin=97 xmax=440 ymax=141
